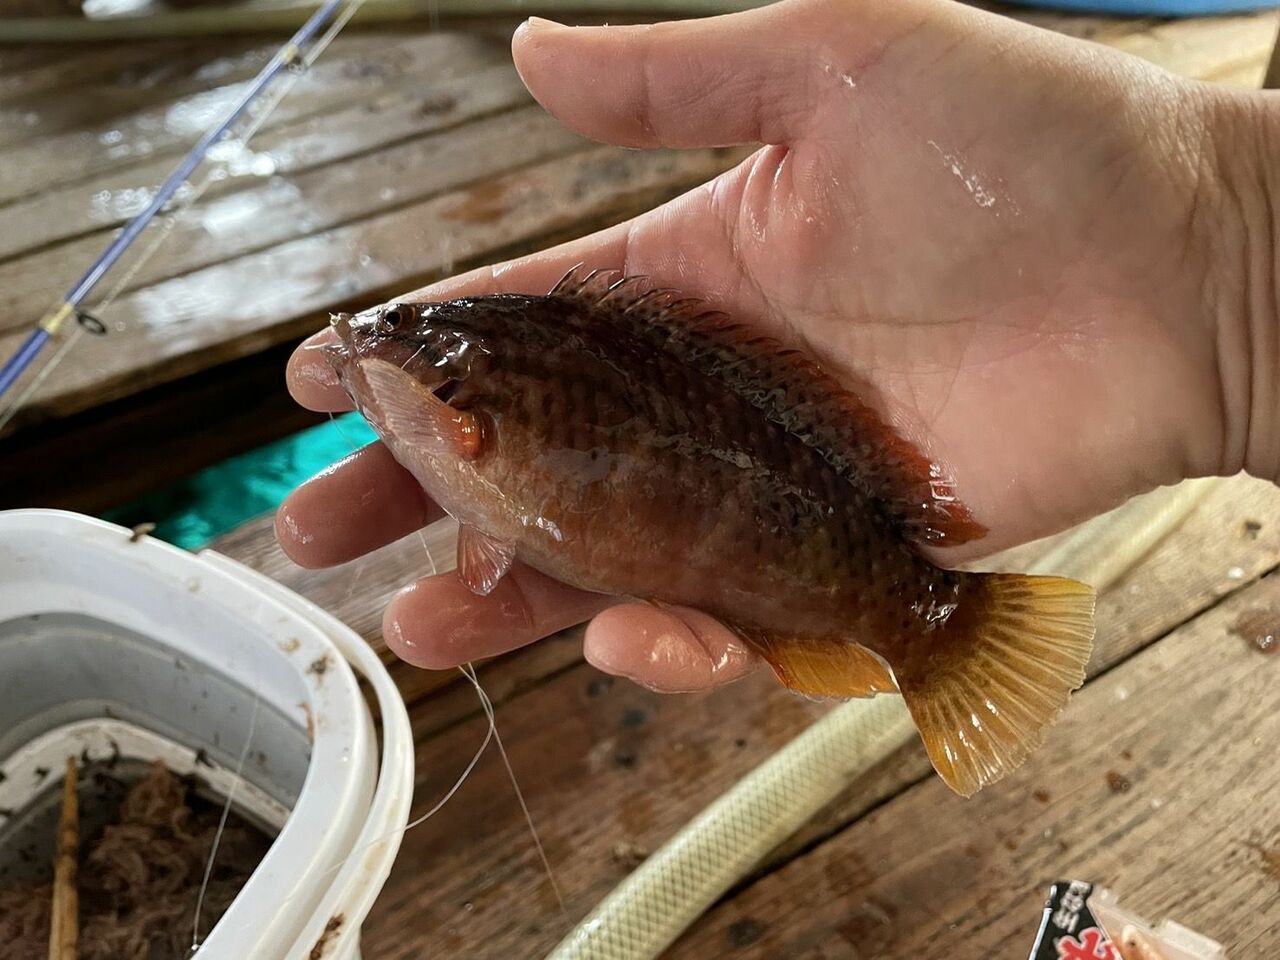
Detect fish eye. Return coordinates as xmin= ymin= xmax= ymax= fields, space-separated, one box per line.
xmin=380 ymin=304 xmax=412 ymax=330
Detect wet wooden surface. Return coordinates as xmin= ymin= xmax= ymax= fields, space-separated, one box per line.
xmin=1 ymin=6 xmax=1278 ymax=510
xmin=9 ymin=5 xmax=1280 ymax=956
xmin=216 ymin=473 xmax=1280 ymax=959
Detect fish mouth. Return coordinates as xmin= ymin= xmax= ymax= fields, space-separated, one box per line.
xmin=321 ymin=312 xmax=356 ymax=371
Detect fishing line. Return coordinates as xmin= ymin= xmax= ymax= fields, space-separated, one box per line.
xmin=191 ymin=693 xmax=261 ymax=953
xmin=300 ymin=410 xmax=566 ymax=933
xmin=0 ymin=0 xmax=365 ymax=434
xmin=465 ymin=659 xmax=568 ymax=918
xmin=235 ymin=662 xmax=498 ymax=939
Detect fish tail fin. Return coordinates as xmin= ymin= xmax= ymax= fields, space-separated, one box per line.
xmin=896 ymin=573 xmax=1095 ymax=797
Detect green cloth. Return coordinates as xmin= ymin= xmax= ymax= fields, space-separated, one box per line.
xmin=103 ymin=413 xmax=376 ymax=550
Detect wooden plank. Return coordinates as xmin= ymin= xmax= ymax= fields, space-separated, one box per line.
xmin=0 ymin=29 xmax=511 ymax=204
xmin=0 ymin=38 xmax=276 ymax=146
xmin=340 ymin=478 xmax=1280 ymax=959
xmin=759 ymin=475 xmax=1280 ymax=872
xmin=209 ymin=473 xmax=1279 ymax=951
xmin=666 ymin=568 xmax=1280 ymax=958
xmin=0 ymin=60 xmax=529 ymax=267
xmin=361 ymin=659 xmax=833 ymax=959
xmin=210 ymin=474 xmax=1280 ymax=725
xmin=1104 ymin=11 xmax=1279 ymax=86
xmin=0 ymin=339 xmax=326 ymax=515
xmin=0 ymin=100 xmax=583 ymax=323
xmin=0 ymin=142 xmax=745 ymax=432
xmin=0 ymin=39 xmax=235 ymax=103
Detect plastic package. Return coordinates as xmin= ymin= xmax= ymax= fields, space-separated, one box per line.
xmin=1030 ymin=880 xmax=1226 ymax=960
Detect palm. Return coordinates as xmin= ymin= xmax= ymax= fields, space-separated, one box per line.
xmin=279 ymin=0 xmax=1230 ymax=688
xmin=611 ymin=38 xmax=1218 ymax=558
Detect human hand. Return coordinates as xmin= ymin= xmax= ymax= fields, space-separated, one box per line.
xmin=277 ymin=0 xmax=1274 ymax=692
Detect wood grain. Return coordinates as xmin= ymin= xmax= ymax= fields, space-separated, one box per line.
xmin=209 ymin=476 xmax=1280 ymax=959
xmin=0 ymin=30 xmax=511 ymax=204
xmin=0 ymin=62 xmax=530 ymax=267
xmin=666 ymin=569 xmax=1280 ymax=959
xmin=8 ymin=12 xmax=1280 ymax=955
xmin=0 ymin=102 xmax=585 ymax=315
xmin=0 ymin=39 xmax=233 ymax=104
xmin=0 ymin=141 xmax=744 ymax=431
xmin=0 ymin=39 xmax=275 ymax=147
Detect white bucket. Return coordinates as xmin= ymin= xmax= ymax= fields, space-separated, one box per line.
xmin=0 ymin=509 xmax=414 ymax=960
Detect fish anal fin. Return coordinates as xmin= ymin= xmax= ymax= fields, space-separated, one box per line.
xmin=457 ymin=524 xmax=516 ymax=596
xmin=548 ymin=272 xmax=984 ymax=547
xmin=737 ymin=630 xmax=898 ymax=699
xmin=360 ymin=358 xmax=483 ymax=460
xmin=897 ymin=573 xmax=1095 ymax=798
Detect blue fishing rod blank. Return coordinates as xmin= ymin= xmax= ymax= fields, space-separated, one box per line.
xmin=0 ymin=0 xmax=350 ymax=402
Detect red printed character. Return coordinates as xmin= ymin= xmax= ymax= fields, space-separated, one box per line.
xmin=1057 ymin=928 xmax=1120 ymax=960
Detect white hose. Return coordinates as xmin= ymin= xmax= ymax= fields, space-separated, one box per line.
xmin=545 ymin=477 xmax=1222 ymax=960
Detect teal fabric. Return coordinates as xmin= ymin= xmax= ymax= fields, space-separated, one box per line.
xmin=102 ymin=413 xmax=376 ymax=550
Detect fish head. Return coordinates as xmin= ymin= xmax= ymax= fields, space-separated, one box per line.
xmin=323 ymin=299 xmax=494 ymax=411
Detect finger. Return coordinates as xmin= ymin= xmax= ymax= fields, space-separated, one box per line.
xmin=275 ymin=443 xmax=442 ymax=568
xmin=584 ymin=603 xmax=758 ymax=693
xmin=286 ymin=218 xmax=636 ymax=407
xmin=286 ymin=328 xmax=351 ymax=413
xmin=512 ymin=10 xmax=825 ymax=149
xmin=383 ymin=563 xmax=611 ymax=669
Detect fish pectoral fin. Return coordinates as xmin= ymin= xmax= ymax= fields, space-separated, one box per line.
xmin=896 ymin=573 xmax=1095 ymax=799
xmin=360 ymin=358 xmax=483 ymax=460
xmin=456 ymin=524 xmax=516 ymax=596
xmin=736 ymin=630 xmax=898 ymax=699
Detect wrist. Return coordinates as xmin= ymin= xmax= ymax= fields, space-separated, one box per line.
xmin=1197 ymin=87 xmax=1280 ymax=482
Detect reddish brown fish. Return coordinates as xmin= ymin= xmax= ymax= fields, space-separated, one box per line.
xmin=324 ymin=268 xmax=1095 ymax=797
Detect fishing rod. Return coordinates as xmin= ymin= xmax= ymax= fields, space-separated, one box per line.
xmin=0 ymin=0 xmax=354 ymax=402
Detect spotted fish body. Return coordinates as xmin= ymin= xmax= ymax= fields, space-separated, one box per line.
xmin=325 ymin=269 xmax=1095 ymax=797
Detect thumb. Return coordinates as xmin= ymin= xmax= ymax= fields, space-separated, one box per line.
xmin=511 ymin=4 xmax=831 ymax=150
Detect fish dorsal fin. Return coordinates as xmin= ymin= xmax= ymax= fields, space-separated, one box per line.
xmin=456 ymin=524 xmax=516 ymax=596
xmin=548 ymin=266 xmax=984 ymax=546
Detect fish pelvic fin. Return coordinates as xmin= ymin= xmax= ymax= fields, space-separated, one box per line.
xmin=737 ymin=631 xmax=899 ymax=699
xmin=897 ymin=573 xmax=1095 ymax=798
xmin=457 ymin=524 xmax=516 ymax=596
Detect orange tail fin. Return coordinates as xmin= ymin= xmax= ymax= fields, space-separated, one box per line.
xmin=740 ymin=573 xmax=1094 ymax=798
xmin=896 ymin=573 xmax=1095 ymax=797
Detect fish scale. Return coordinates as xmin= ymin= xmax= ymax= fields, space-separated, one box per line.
xmin=325 ymin=270 xmax=1095 ymax=798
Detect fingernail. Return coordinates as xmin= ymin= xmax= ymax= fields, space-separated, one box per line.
xmin=524 ymin=16 xmax=566 ymax=31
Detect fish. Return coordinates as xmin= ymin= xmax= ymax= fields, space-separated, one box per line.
xmin=323 ymin=267 xmax=1095 ymax=797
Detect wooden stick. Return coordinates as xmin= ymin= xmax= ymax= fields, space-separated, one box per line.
xmin=48 ymin=756 xmax=78 ymax=960
xmin=1265 ymin=26 xmax=1280 ymax=89
xmin=0 ymin=0 xmax=768 ymax=43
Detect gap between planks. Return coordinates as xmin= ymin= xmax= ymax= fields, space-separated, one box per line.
xmin=0 ymin=141 xmax=747 ymax=432
xmin=0 ymin=60 xmax=532 ymax=268
xmin=0 ymin=29 xmax=513 ymax=205
xmin=0 ymin=101 xmax=586 ymax=324
xmin=206 ymin=475 xmax=1280 ymax=959
xmin=667 ymin=564 xmax=1280 ymax=958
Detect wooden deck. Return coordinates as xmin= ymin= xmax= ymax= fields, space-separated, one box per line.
xmin=3 ymin=5 xmax=1279 ymax=957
